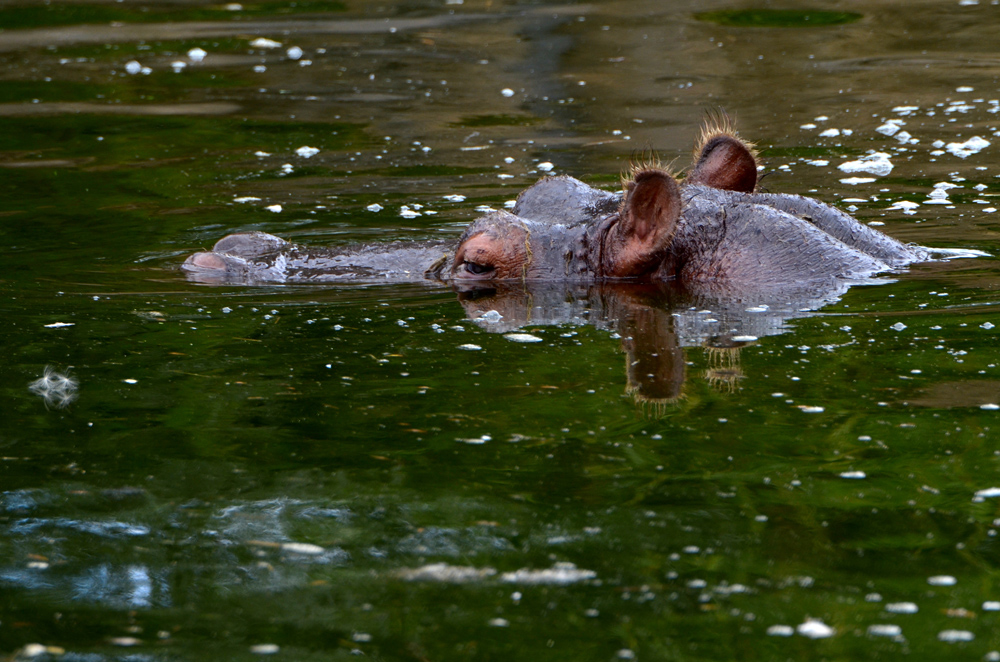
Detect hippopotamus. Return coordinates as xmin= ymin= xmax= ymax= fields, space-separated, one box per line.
xmin=183 ymin=117 xmax=928 ymax=292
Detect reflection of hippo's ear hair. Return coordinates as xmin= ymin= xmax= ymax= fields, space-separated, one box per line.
xmin=602 ymin=169 xmax=681 ymax=277
xmin=703 ymin=346 xmax=745 ymax=393
xmin=686 ymin=110 xmax=759 ymax=193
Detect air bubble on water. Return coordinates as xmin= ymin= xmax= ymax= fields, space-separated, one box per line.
xmin=443 ymin=194 xmax=465 ymax=202
xmin=499 ymin=562 xmax=596 ymax=585
xmin=249 ymin=643 xmax=280 ymax=654
xmin=885 ymin=602 xmax=918 ymax=614
xmin=982 ymin=322 xmax=995 ymax=329
xmin=187 ymin=47 xmax=207 ymax=62
xmin=839 ymin=152 xmax=893 ymax=176
xmin=818 ymin=128 xmax=840 ymax=137
xmin=947 ymin=136 xmax=990 ymax=158
xmin=890 ymin=322 xmax=907 ymax=331
xmin=398 ymin=563 xmax=497 ymax=582
xmin=537 ymin=162 xmax=554 ymax=172
xmin=399 ymin=206 xmax=421 ymax=218
xmin=887 ymin=200 xmax=919 ymax=214
xmin=984 ymin=601 xmax=1000 ymax=610
xmin=928 ymin=575 xmax=957 ymax=586
xmin=868 ymin=624 xmax=902 ymax=637
xmin=295 ymin=146 xmax=319 ymax=158
xmin=841 ymin=177 xmax=876 ymax=185
xmin=250 ymin=38 xmax=282 ymax=49
xmin=840 ymin=470 xmax=866 ymax=479
xmin=975 ymin=487 xmax=1000 ymax=499
xmin=505 ymin=333 xmax=543 ymax=343
xmin=265 ymin=204 xmax=282 ymax=213
xmin=938 ymin=630 xmax=974 ymax=643
xmin=281 ymin=542 xmax=324 ymax=555
xmin=797 ymin=620 xmax=834 ymax=639
xmin=501 ymin=88 xmax=514 ymax=97
xmin=458 ymin=344 xmax=481 ymax=351
xmin=171 ymin=61 xmax=187 ymax=73
xmin=125 ymin=60 xmax=142 ymax=75
xmin=123 ymin=379 xmax=138 ymax=384
xmin=876 ymin=122 xmax=902 ymax=136
xmin=800 ymin=123 xmax=817 ymax=130
xmin=766 ymin=625 xmax=794 ymax=637
xmin=798 ymin=405 xmax=825 ymax=413
xmin=286 ymin=46 xmax=303 ymax=60
xmin=253 ymin=65 xmax=266 ymax=73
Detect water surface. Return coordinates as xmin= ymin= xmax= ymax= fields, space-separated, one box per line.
xmin=5 ymin=1 xmax=1000 ymax=659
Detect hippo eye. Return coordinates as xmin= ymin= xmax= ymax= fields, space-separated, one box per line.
xmin=463 ymin=261 xmax=494 ymax=275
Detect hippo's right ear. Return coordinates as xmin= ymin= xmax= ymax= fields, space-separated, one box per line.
xmin=686 ymin=115 xmax=758 ymax=193
xmin=601 ymin=169 xmax=681 ymax=278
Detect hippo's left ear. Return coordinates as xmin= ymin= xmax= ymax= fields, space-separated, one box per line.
xmin=686 ymin=116 xmax=758 ymax=193
xmin=602 ymin=169 xmax=681 ymax=278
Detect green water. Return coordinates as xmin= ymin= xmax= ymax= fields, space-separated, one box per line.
xmin=5 ymin=1 xmax=1000 ymax=659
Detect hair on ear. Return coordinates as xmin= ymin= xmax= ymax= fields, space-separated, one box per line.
xmin=687 ymin=110 xmax=759 ymax=193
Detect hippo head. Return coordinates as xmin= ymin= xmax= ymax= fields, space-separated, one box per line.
xmin=447 ymin=120 xmax=758 ymax=283
xmin=449 ymin=168 xmax=685 ymax=282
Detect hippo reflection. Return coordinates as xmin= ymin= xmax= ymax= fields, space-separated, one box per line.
xmin=184 ymin=117 xmax=929 ymax=291
xmin=454 ymin=279 xmax=860 ymax=406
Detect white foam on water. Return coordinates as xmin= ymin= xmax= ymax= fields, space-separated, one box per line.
xmin=838 ymin=152 xmax=893 ymax=176
xmin=797 ymin=620 xmax=835 ymax=639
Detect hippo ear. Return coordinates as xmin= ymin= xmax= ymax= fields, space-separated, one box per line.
xmin=686 ymin=116 xmax=758 ymax=193
xmin=602 ymin=169 xmax=681 ymax=278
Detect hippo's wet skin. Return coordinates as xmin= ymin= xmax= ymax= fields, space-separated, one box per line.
xmin=184 ymin=118 xmax=928 ymax=292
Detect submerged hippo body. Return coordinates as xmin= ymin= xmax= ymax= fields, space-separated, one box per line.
xmin=184 ymin=119 xmax=928 ymax=291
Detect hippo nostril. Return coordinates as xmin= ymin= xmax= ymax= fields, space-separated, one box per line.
xmin=184 ymin=252 xmax=229 ymax=271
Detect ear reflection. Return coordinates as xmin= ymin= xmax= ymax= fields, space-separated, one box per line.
xmin=453 ymin=279 xmax=856 ymax=409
